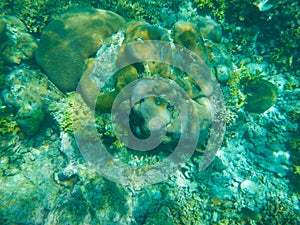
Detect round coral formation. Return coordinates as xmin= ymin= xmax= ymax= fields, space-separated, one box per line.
xmin=244 ymin=79 xmax=278 ymax=113
xmin=36 ymin=8 xmax=126 ymax=93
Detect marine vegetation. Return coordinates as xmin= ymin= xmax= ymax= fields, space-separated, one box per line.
xmin=224 ymin=0 xmax=300 ymax=74
xmin=192 ymin=0 xmax=226 ymax=22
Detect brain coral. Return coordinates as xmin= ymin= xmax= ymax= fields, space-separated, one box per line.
xmin=36 ymin=8 xmax=125 ymax=93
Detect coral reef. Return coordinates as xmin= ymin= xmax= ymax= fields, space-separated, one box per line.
xmin=68 ymin=16 xmax=218 ymax=159
xmin=0 ymin=0 xmax=181 ymax=36
xmin=0 ymin=1 xmax=299 ymax=224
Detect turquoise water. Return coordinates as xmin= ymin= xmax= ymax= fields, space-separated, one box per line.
xmin=0 ymin=1 xmax=299 ymax=224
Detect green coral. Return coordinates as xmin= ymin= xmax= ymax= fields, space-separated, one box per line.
xmin=225 ymin=0 xmax=258 ymax=23
xmin=226 ymin=65 xmax=250 ymax=110
xmin=1 ymin=0 xmax=184 ymax=37
xmin=58 ymin=93 xmax=92 ymax=136
xmin=288 ymin=136 xmax=300 ymax=192
xmin=192 ymin=0 xmax=226 ymax=22
xmin=0 ymin=0 xmax=94 ymax=36
xmin=224 ymin=25 xmax=259 ymax=58
xmin=243 ymin=78 xmax=278 ymax=113
xmin=90 ymin=0 xmax=180 ymax=24
xmin=0 ymin=112 xmax=21 ymax=154
xmin=225 ymin=61 xmax=279 ymax=114
xmin=260 ymin=197 xmax=300 ymax=224
xmin=0 ymin=115 xmax=20 ymax=137
xmin=225 ymin=0 xmax=300 ymax=74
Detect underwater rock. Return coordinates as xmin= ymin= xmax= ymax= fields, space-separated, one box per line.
xmin=253 ymin=0 xmax=273 ymax=11
xmin=144 ymin=206 xmax=174 ymax=225
xmin=198 ymin=16 xmax=222 ymax=43
xmin=173 ymin=21 xmax=208 ymax=62
xmin=240 ymin=207 xmax=262 ymax=222
xmin=0 ymin=15 xmax=37 ymax=64
xmin=215 ymin=64 xmax=230 ymax=83
xmin=36 ymin=9 xmax=126 ymax=93
xmin=16 ymin=104 xmax=44 ymax=136
xmin=244 ymin=79 xmax=278 ymax=113
xmin=0 ymin=132 xmax=62 ymax=224
xmin=2 ymin=69 xmax=61 ymax=135
xmin=3 ymin=69 xmax=44 ymax=108
xmin=0 ymin=19 xmax=7 ymax=50
xmin=240 ymin=179 xmax=258 ymax=195
xmin=244 ymin=62 xmax=268 ymax=75
xmin=205 ymin=40 xmax=233 ymax=79
xmin=53 ymin=165 xmax=79 ymax=187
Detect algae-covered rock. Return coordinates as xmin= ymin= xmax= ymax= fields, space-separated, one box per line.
xmin=2 ymin=69 xmax=62 ymax=135
xmin=244 ymin=79 xmax=278 ymax=113
xmin=144 ymin=206 xmax=174 ymax=225
xmin=215 ymin=64 xmax=230 ymax=83
xmin=0 ymin=16 xmax=37 ymax=64
xmin=16 ymin=104 xmax=45 ymax=136
xmin=36 ymin=8 xmax=126 ymax=93
xmin=0 ymin=19 xmax=7 ymax=50
xmin=3 ymin=69 xmax=45 ymax=109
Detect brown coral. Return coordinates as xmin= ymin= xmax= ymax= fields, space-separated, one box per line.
xmin=36 ymin=8 xmax=126 ymax=92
